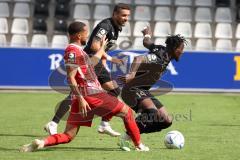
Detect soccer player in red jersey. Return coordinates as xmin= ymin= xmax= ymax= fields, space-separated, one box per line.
xmin=44 ymin=3 xmax=131 ymax=136
xmin=20 ymin=21 xmax=149 ymax=152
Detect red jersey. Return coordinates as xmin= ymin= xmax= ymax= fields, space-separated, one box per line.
xmin=64 ymin=43 xmax=103 ymax=97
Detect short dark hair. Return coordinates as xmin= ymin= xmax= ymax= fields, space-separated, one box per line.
xmin=68 ymin=21 xmax=86 ymax=36
xmin=165 ymin=34 xmax=187 ymax=53
xmin=113 ymin=3 xmax=130 ymax=13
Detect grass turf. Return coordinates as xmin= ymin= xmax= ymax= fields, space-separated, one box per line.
xmin=0 ymin=92 xmax=239 ymax=160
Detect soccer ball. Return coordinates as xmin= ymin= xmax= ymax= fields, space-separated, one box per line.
xmin=164 ymin=130 xmax=185 ymax=149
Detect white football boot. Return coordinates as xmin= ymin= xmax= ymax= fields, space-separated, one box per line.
xmin=98 ymin=121 xmax=121 ymax=137
xmin=19 ymin=139 xmax=44 ymax=152
xmin=135 ymin=143 xmax=150 ymax=151
xmin=119 ymin=133 xmax=149 ymax=151
xmin=44 ymin=121 xmax=58 ymax=135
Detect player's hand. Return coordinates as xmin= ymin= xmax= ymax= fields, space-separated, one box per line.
xmin=118 ymin=73 xmax=135 ymax=84
xmin=112 ymin=57 xmax=124 ymax=65
xmin=78 ymin=96 xmax=91 ymax=117
xmin=141 ymin=26 xmax=152 ymax=36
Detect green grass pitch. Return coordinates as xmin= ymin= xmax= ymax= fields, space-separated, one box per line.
xmin=0 ymin=92 xmax=239 ymax=160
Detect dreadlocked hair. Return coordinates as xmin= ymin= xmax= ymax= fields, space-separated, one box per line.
xmin=165 ymin=34 xmax=187 ymax=53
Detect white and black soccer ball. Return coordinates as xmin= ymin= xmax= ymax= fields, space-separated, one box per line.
xmin=164 ymin=130 xmax=185 ymax=149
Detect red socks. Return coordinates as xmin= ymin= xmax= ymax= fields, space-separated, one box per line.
xmin=44 ymin=133 xmax=73 ymax=147
xmin=123 ymin=109 xmax=141 ymax=146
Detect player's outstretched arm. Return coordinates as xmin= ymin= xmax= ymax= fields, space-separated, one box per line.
xmin=66 ymin=65 xmax=91 ymax=117
xmin=118 ymin=55 xmax=146 ymax=84
xmin=91 ymin=35 xmax=124 ymax=65
xmin=103 ymin=52 xmax=124 ymax=65
xmin=90 ymin=36 xmax=104 ymax=53
xmin=90 ymin=36 xmax=108 ymax=66
xmin=142 ymin=26 xmax=154 ymax=50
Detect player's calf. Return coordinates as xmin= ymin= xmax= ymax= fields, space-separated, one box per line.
xmin=20 ymin=133 xmax=74 ymax=152
xmin=20 ymin=124 xmax=78 ymax=152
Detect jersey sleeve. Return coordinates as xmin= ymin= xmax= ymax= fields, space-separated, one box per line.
xmin=64 ymin=46 xmax=82 ymax=67
xmin=94 ymin=22 xmax=110 ymax=40
xmin=148 ymin=44 xmax=163 ymax=53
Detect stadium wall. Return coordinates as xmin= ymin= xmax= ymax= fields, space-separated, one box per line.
xmin=0 ymin=47 xmax=240 ymax=92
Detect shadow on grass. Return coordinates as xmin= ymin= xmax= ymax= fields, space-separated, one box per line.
xmin=208 ymin=124 xmax=240 ymax=127
xmin=0 ymin=147 xmax=19 ymax=152
xmin=40 ymin=146 xmax=121 ymax=152
xmin=0 ymin=133 xmax=44 ymax=138
xmin=44 ymin=146 xmax=171 ymax=152
xmin=0 ymin=146 xmax=120 ymax=153
xmin=0 ymin=146 xmax=170 ymax=153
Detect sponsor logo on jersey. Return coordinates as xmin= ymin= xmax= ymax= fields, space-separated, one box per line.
xmin=96 ymin=28 xmax=107 ymax=39
xmin=68 ymin=52 xmax=76 ymax=63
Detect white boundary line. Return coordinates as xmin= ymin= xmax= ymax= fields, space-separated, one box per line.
xmin=0 ymin=86 xmax=240 ymax=94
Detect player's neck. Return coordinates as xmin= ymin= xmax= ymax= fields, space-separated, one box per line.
xmin=167 ymin=52 xmax=172 ymax=59
xmin=69 ymin=40 xmax=82 ymax=47
xmin=111 ymin=18 xmax=121 ymax=29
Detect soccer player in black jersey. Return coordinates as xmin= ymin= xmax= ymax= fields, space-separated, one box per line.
xmin=118 ymin=26 xmax=186 ymax=150
xmin=44 ymin=4 xmax=131 ymax=137
xmin=84 ymin=3 xmax=130 ymax=96
xmin=83 ymin=3 xmax=131 ymax=136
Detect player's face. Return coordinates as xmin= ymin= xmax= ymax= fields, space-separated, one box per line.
xmin=80 ymin=26 xmax=89 ymax=45
xmin=173 ymin=43 xmax=184 ymax=61
xmin=114 ymin=9 xmax=130 ymax=27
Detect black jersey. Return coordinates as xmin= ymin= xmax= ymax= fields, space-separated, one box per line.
xmin=121 ymin=44 xmax=171 ymax=108
xmin=84 ymin=18 xmax=122 ymax=56
xmin=135 ymin=44 xmax=171 ymax=90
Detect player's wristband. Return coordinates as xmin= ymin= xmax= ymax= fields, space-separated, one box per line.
xmin=144 ymin=34 xmax=151 ymax=38
xmin=106 ymin=55 xmax=113 ymax=61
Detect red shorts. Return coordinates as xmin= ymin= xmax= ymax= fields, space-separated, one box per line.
xmin=67 ymin=92 xmax=124 ymax=127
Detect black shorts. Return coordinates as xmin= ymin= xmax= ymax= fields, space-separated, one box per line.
xmin=94 ymin=62 xmax=112 ymax=85
xmin=121 ymin=87 xmax=164 ymax=113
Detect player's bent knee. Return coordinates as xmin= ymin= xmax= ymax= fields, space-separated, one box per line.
xmin=122 ymin=105 xmax=131 ymax=114
xmin=117 ymin=105 xmax=131 ymax=118
xmin=168 ymin=118 xmax=173 ymax=125
xmin=64 ymin=124 xmax=79 ymax=140
xmin=163 ymin=120 xmax=172 ymax=129
xmin=66 ymin=133 xmax=74 ymax=142
xmin=63 ymin=131 xmax=76 ymax=142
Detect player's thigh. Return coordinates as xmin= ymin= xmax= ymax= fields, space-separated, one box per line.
xmin=139 ymin=98 xmax=158 ymax=110
xmin=151 ymin=97 xmax=172 ymax=122
xmin=64 ymin=123 xmax=80 ymax=138
xmin=101 ymin=80 xmax=119 ymax=91
xmin=85 ymin=92 xmax=123 ymax=117
xmin=139 ymin=97 xmax=170 ymax=118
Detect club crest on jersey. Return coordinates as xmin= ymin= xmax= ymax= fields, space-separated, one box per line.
xmin=147 ymin=54 xmax=157 ymax=62
xmin=68 ymin=52 xmax=76 ymax=63
xmin=96 ymin=28 xmax=107 ymax=38
xmin=152 ymin=48 xmax=159 ymax=52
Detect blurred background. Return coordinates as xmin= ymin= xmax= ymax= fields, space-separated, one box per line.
xmin=0 ymin=0 xmax=239 ymax=92
xmin=0 ymin=0 xmax=239 ymax=50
